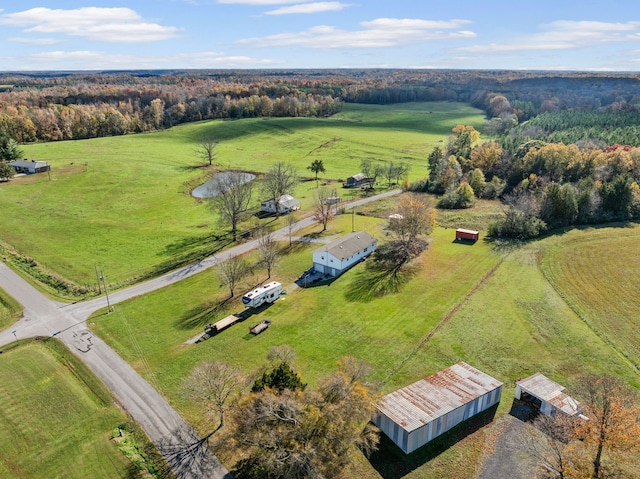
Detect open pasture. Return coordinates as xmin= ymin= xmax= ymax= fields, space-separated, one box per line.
xmin=89 ymin=212 xmax=640 ymax=478
xmin=0 ymin=102 xmax=484 ymax=290
xmin=540 ymin=224 xmax=640 ymax=380
xmin=0 ymin=340 xmax=134 ymax=478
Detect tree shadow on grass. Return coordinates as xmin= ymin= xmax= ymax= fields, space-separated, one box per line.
xmin=143 ymin=233 xmax=234 ymax=280
xmin=344 ymin=263 xmax=417 ymax=303
xmin=368 ymin=405 xmax=498 ymax=479
xmin=175 ymin=299 xmax=232 ymax=330
xmin=157 ymin=425 xmax=232 ymax=479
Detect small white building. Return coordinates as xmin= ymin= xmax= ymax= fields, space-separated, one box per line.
xmin=374 ymin=362 xmax=503 ymax=454
xmin=312 ymin=231 xmax=377 ymax=277
xmin=260 ymin=194 xmax=300 ymax=214
xmin=515 ymin=373 xmax=581 ymax=417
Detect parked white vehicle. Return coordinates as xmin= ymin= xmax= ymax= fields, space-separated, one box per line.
xmin=242 ymin=281 xmax=282 ymax=308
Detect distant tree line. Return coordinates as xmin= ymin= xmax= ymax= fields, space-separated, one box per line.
xmin=4 ymin=70 xmax=640 ymax=143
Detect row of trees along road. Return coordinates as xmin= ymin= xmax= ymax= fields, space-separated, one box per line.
xmin=183 ymin=346 xmax=379 ymax=479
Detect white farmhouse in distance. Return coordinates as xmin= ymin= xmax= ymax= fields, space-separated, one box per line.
xmin=260 ymin=194 xmax=300 ymax=214
xmin=312 ymin=231 xmax=377 ymax=277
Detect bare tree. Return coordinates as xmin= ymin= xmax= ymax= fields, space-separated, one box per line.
xmin=211 ymin=170 xmax=253 ymax=242
xmin=519 ymin=413 xmax=575 ymax=479
xmin=195 ymin=133 xmax=217 ymax=166
xmin=313 ymin=187 xmax=335 ymax=232
xmin=266 ymin=344 xmax=297 ymax=365
xmin=286 ymin=212 xmax=298 ymax=247
xmin=183 ymin=361 xmax=244 ymax=432
xmin=261 ymin=162 xmax=298 ymax=216
xmin=360 ymin=159 xmax=383 ymax=188
xmin=257 ymin=227 xmax=280 ymax=279
xmin=217 ymin=256 xmax=248 ymax=298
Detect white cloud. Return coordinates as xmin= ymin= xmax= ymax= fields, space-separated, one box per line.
xmin=265 ymin=2 xmax=350 ymax=15
xmin=218 ymin=0 xmax=311 ymax=4
xmin=8 ymin=37 xmax=62 ymax=45
xmin=19 ymin=50 xmax=282 ymax=69
xmin=238 ymin=17 xmax=475 ymax=48
xmin=0 ymin=7 xmax=181 ymax=43
xmin=459 ymin=20 xmax=640 ymax=53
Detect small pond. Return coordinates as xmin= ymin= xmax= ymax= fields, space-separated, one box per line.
xmin=192 ymin=171 xmax=256 ymax=199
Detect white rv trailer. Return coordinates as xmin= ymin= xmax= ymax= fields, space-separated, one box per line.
xmin=242 ymin=281 xmax=282 ymax=308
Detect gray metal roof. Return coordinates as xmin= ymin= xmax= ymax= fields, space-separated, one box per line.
xmin=516 ymin=373 xmax=580 ymax=416
xmin=348 ymin=173 xmax=368 ymax=182
xmin=376 ymin=362 xmax=503 ymax=432
xmin=9 ymin=160 xmax=49 ymax=168
xmin=313 ymin=231 xmax=377 ymax=260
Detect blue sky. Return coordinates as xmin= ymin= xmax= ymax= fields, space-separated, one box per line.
xmin=1 ymin=1 xmax=640 ymax=71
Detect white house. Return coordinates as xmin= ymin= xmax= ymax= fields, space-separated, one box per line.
xmin=312 ymin=231 xmax=377 ymax=277
xmin=260 ymin=194 xmax=300 ymax=214
xmin=515 ymin=373 xmax=581 ymax=417
xmin=373 ymin=362 xmax=503 ymax=454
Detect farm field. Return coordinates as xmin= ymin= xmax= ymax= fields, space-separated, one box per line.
xmin=0 ymin=102 xmax=484 ymax=292
xmin=88 ymin=205 xmax=640 ymax=478
xmin=0 ymin=340 xmax=138 ymax=478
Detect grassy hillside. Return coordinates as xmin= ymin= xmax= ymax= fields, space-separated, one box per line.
xmin=0 ymin=287 xmax=21 ymax=332
xmin=0 ymin=102 xmax=484 ymax=291
xmin=0 ymin=340 xmax=137 ymax=478
xmin=88 ymin=203 xmax=640 ymax=478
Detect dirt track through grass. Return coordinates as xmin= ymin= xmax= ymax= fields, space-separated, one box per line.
xmin=383 ymin=255 xmax=505 ymax=384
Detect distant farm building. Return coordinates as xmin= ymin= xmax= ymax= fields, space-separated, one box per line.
xmin=9 ymin=159 xmax=50 ymax=175
xmin=455 ymin=228 xmax=479 ymax=242
xmin=260 ymin=194 xmax=300 ymax=214
xmin=515 ymin=373 xmax=582 ymax=417
xmin=373 ymin=362 xmax=503 ymax=454
xmin=345 ymin=173 xmax=372 ymax=188
xmin=312 ymin=231 xmax=377 ymax=277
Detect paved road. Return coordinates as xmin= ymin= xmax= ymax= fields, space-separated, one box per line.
xmin=0 ymin=188 xmax=401 ymax=478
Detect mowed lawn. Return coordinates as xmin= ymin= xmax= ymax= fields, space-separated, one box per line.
xmin=89 ymin=209 xmax=640 ymax=479
xmin=0 ymin=102 xmax=484 ymax=288
xmin=0 ymin=287 xmax=21 ymax=332
xmin=540 ymin=223 xmax=640 ymax=381
xmin=0 ymin=340 xmax=133 ymax=478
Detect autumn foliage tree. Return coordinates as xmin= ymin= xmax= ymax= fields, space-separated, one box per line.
xmin=522 ymin=375 xmax=640 ymax=479
xmin=229 ymin=356 xmax=379 ymax=479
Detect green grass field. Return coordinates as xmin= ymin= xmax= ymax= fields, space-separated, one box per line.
xmin=88 ymin=200 xmax=640 ymax=478
xmin=0 ymin=339 xmax=135 ymax=478
xmin=0 ymin=287 xmax=21 ymax=332
xmin=0 ymin=102 xmax=484 ymax=291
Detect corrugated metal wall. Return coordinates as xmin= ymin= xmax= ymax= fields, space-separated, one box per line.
xmin=376 ymin=385 xmax=503 ymax=454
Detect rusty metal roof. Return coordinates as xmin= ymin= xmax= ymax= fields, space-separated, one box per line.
xmin=313 ymin=231 xmax=377 ymax=261
xmin=516 ymin=373 xmax=580 ymax=416
xmin=376 ymin=362 xmax=503 ymax=432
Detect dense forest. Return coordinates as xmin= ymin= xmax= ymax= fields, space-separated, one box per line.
xmin=2 ymin=69 xmax=640 ymax=143
xmin=2 ymin=69 xmax=640 ymax=237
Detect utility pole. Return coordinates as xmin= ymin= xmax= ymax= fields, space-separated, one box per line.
xmin=352 ymin=206 xmax=355 ymax=232
xmin=100 ymin=269 xmax=113 ymax=313
xmin=94 ymin=263 xmax=102 ymax=294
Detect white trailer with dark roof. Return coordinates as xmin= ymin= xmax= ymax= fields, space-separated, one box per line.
xmin=242 ymin=281 xmax=282 ymax=308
